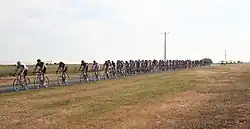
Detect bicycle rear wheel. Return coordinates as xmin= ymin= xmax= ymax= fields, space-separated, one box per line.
xmin=80 ymin=74 xmax=84 ymax=83
xmin=25 ymin=77 xmax=31 ymax=87
xmin=80 ymin=74 xmax=89 ymax=83
xmin=57 ymin=76 xmax=63 ymax=85
xmin=34 ymin=77 xmax=40 ymax=89
xmin=13 ymin=78 xmax=28 ymax=91
xmin=43 ymin=76 xmax=50 ymax=88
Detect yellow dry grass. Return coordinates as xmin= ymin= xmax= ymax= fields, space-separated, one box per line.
xmin=0 ymin=64 xmax=250 ymax=129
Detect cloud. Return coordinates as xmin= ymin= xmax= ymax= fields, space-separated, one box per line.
xmin=0 ymin=0 xmax=249 ymax=64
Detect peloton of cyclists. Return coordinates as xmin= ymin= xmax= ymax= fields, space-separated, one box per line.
xmin=12 ymin=59 xmax=205 ymax=84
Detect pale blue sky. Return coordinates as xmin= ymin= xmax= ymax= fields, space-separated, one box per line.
xmin=0 ymin=0 xmax=249 ymax=64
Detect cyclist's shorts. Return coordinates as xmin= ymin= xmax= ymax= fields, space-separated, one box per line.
xmin=18 ymin=70 xmax=28 ymax=76
xmin=23 ymin=70 xmax=28 ymax=76
xmin=63 ymin=66 xmax=68 ymax=72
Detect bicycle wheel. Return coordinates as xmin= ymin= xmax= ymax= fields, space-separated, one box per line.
xmin=13 ymin=78 xmax=28 ymax=91
xmin=34 ymin=77 xmax=41 ymax=89
xmin=43 ymin=76 xmax=49 ymax=88
xmin=80 ymin=74 xmax=89 ymax=83
xmin=13 ymin=78 xmax=21 ymax=91
xmin=24 ymin=78 xmax=31 ymax=89
xmin=80 ymin=74 xmax=84 ymax=83
xmin=26 ymin=78 xmax=31 ymax=86
xmin=57 ymin=76 xmax=63 ymax=85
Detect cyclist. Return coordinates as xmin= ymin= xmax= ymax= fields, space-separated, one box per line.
xmin=116 ymin=60 xmax=124 ymax=76
xmin=78 ymin=60 xmax=88 ymax=77
xmin=125 ymin=61 xmax=130 ymax=75
xmin=111 ymin=61 xmax=116 ymax=77
xmin=135 ymin=60 xmax=141 ymax=74
xmin=92 ymin=60 xmax=100 ymax=80
xmin=56 ymin=61 xmax=68 ymax=84
xmin=103 ymin=60 xmax=110 ymax=79
xmin=33 ymin=59 xmax=47 ymax=83
xmin=13 ymin=61 xmax=29 ymax=84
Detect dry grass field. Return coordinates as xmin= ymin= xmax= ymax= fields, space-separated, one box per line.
xmin=0 ymin=64 xmax=249 ymax=129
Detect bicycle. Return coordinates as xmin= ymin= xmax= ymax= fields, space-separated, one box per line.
xmin=109 ymin=68 xmax=118 ymax=79
xmin=33 ymin=72 xmax=49 ymax=89
xmin=12 ymin=74 xmax=31 ymax=91
xmin=57 ymin=71 xmax=70 ymax=85
xmin=80 ymin=71 xmax=89 ymax=83
xmin=92 ymin=70 xmax=101 ymax=81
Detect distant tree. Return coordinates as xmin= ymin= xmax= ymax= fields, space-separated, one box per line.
xmin=220 ymin=61 xmax=226 ymax=65
xmin=237 ymin=61 xmax=243 ymax=64
xmin=200 ymin=58 xmax=213 ymax=66
xmin=54 ymin=63 xmax=58 ymax=65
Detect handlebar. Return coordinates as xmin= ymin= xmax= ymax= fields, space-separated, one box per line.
xmin=32 ymin=71 xmax=42 ymax=75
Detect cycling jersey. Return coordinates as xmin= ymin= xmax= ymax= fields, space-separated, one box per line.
xmin=92 ymin=63 xmax=100 ymax=70
xmin=136 ymin=61 xmax=140 ymax=68
xmin=17 ymin=63 xmax=28 ymax=70
xmin=104 ymin=61 xmax=109 ymax=68
xmin=36 ymin=62 xmax=47 ymax=73
xmin=111 ymin=62 xmax=116 ymax=68
xmin=125 ymin=62 xmax=130 ymax=68
xmin=58 ymin=62 xmax=67 ymax=72
xmin=36 ymin=62 xmax=46 ymax=69
xmin=16 ymin=62 xmax=28 ymax=76
xmin=81 ymin=62 xmax=88 ymax=72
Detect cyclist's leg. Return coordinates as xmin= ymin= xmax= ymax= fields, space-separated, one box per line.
xmin=23 ymin=70 xmax=28 ymax=84
xmin=62 ymin=71 xmax=66 ymax=82
xmin=62 ymin=67 xmax=68 ymax=82
xmin=17 ymin=71 xmax=22 ymax=84
xmin=94 ymin=69 xmax=98 ymax=79
xmin=84 ymin=68 xmax=88 ymax=79
xmin=41 ymin=67 xmax=47 ymax=83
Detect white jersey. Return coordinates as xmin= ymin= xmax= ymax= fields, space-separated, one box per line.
xmin=17 ymin=62 xmax=28 ymax=70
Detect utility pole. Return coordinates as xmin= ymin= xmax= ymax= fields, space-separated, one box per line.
xmin=161 ymin=32 xmax=170 ymax=61
xmin=224 ymin=50 xmax=227 ymax=62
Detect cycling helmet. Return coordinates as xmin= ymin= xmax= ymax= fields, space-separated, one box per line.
xmin=59 ymin=61 xmax=63 ymax=65
xmin=37 ymin=59 xmax=41 ymax=62
xmin=17 ymin=61 xmax=21 ymax=65
xmin=81 ymin=60 xmax=84 ymax=63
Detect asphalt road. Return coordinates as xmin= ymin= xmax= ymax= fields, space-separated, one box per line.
xmin=0 ymin=65 xmax=217 ymax=94
xmin=0 ymin=75 xmax=106 ymax=93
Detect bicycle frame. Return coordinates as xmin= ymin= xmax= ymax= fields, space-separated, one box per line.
xmin=33 ymin=72 xmax=45 ymax=85
xmin=15 ymin=74 xmax=26 ymax=85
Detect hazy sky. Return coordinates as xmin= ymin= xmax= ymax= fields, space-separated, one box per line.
xmin=0 ymin=0 xmax=249 ymax=64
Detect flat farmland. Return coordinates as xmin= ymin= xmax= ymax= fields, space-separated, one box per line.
xmin=0 ymin=64 xmax=249 ymax=129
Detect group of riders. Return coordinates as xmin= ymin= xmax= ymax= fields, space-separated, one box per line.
xmin=14 ymin=59 xmax=206 ymax=84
